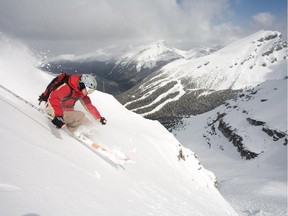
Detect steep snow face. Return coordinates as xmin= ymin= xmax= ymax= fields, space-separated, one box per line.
xmin=0 ymin=35 xmax=238 ymax=215
xmin=119 ymin=30 xmax=287 ymax=118
xmin=173 ymin=78 xmax=287 ymax=215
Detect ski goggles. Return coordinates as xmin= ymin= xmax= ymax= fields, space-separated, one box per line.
xmin=79 ymin=82 xmax=95 ymax=94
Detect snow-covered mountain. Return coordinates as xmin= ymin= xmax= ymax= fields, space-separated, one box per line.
xmin=173 ymin=77 xmax=287 ymax=215
xmin=118 ymin=31 xmax=287 ymax=122
xmin=110 ymin=40 xmax=184 ymax=72
xmin=0 ymin=35 xmax=238 ymax=215
xmin=105 ymin=40 xmax=219 ymax=74
xmin=40 ymin=41 xmax=217 ymax=94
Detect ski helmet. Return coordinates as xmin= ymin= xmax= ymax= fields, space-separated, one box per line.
xmin=80 ymin=74 xmax=97 ymax=93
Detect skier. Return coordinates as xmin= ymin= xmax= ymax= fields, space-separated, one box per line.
xmin=46 ymin=74 xmax=107 ymax=132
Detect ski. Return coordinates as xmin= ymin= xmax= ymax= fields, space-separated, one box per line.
xmin=68 ymin=130 xmax=133 ymax=166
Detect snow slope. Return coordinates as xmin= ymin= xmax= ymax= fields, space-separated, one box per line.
xmin=0 ymin=36 xmax=238 ymax=215
xmin=174 ymin=78 xmax=287 ymax=215
xmin=155 ymin=31 xmax=287 ymax=90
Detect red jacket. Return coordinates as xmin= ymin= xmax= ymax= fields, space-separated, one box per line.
xmin=48 ymin=75 xmax=102 ymax=119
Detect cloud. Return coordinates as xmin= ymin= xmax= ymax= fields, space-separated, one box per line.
xmin=0 ymin=0 xmax=285 ymax=55
xmin=0 ymin=0 xmax=239 ymax=49
xmin=250 ymin=12 xmax=276 ymax=29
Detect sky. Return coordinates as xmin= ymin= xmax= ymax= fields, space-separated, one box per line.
xmin=0 ymin=0 xmax=287 ymax=57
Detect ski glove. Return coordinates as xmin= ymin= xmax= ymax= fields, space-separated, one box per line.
xmin=100 ymin=117 xmax=107 ymax=125
xmin=52 ymin=116 xmax=65 ymax=129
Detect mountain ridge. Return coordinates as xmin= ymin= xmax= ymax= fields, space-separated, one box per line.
xmin=116 ymin=30 xmax=287 ymax=126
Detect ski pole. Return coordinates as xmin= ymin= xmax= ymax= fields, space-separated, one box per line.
xmin=0 ymin=84 xmax=51 ymax=118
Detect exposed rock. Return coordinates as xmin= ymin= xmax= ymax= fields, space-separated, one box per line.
xmin=262 ymin=127 xmax=287 ymax=142
xmin=218 ymin=118 xmax=259 ymax=160
xmin=177 ymin=148 xmax=186 ymax=161
xmin=246 ymin=118 xmax=266 ymax=126
xmin=246 ymin=117 xmax=287 ymax=145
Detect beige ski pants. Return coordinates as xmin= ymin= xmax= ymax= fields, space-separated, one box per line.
xmin=63 ymin=110 xmax=86 ymax=132
xmin=46 ymin=103 xmax=88 ymax=132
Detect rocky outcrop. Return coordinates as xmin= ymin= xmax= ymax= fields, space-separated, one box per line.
xmin=246 ymin=117 xmax=287 ymax=145
xmin=246 ymin=117 xmax=265 ymax=126
xmin=203 ymin=112 xmax=259 ymax=160
xmin=218 ymin=118 xmax=259 ymax=160
xmin=262 ymin=127 xmax=287 ymax=144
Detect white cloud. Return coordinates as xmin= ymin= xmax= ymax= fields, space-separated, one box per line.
xmin=250 ymin=12 xmax=276 ymax=29
xmin=0 ymin=0 xmax=285 ymax=55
